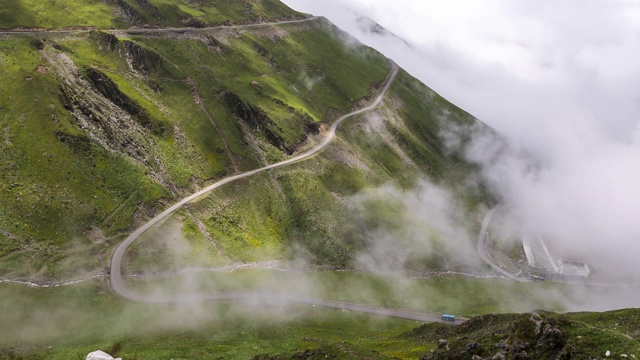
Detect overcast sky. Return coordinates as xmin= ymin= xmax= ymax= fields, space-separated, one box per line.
xmin=282 ymin=0 xmax=640 ymax=276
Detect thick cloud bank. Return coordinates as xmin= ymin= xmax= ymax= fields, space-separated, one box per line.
xmin=283 ymin=0 xmax=640 ymax=277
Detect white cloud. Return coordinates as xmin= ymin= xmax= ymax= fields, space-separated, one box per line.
xmin=352 ymin=180 xmax=483 ymax=274
xmin=283 ymin=0 xmax=640 ymax=277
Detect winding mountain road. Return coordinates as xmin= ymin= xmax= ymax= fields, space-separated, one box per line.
xmin=477 ymin=205 xmax=530 ymax=282
xmin=0 ymin=17 xmax=318 ymax=36
xmin=0 ymin=16 xmax=465 ymax=324
xmin=108 ymin=64 xmax=464 ymax=323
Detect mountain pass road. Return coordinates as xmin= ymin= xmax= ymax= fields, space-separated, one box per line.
xmin=108 ymin=63 xmax=465 ymax=324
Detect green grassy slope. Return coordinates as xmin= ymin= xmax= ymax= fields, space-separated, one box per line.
xmin=151 ymin=67 xmax=486 ymax=271
xmin=0 ymin=0 xmax=304 ymax=29
xmin=0 ymin=36 xmax=170 ymax=279
xmin=0 ymin=276 xmax=430 ymax=359
xmin=1 ymin=16 xmax=483 ymax=280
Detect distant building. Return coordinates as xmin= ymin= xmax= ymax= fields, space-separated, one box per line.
xmin=522 ymin=235 xmax=590 ymax=282
xmin=558 ymin=259 xmax=591 ymax=277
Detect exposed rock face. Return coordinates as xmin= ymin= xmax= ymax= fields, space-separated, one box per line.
xmin=134 ymin=0 xmax=160 ymax=19
xmin=223 ymin=92 xmax=290 ymax=153
xmin=252 ymin=40 xmax=277 ymax=67
xmin=222 ymin=92 xmax=320 ymax=155
xmin=42 ymin=46 xmax=173 ymax=188
xmin=92 ymin=31 xmax=119 ymax=51
xmin=103 ymin=0 xmax=144 ymax=24
xmin=123 ymin=40 xmax=163 ymax=74
xmin=92 ymin=33 xmax=163 ymax=75
xmin=85 ymin=67 xmax=167 ymax=136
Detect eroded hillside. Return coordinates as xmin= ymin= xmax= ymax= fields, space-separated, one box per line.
xmin=0 ymin=12 xmax=484 ymax=281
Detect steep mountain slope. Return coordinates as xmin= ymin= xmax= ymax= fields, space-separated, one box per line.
xmin=0 ymin=6 xmax=483 ymax=281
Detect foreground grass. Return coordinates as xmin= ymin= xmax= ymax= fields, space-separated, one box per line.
xmin=3 ymin=271 xmax=640 ymax=359
xmin=22 ymin=313 xmax=427 ymax=359
xmin=0 ymin=278 xmax=428 ymax=359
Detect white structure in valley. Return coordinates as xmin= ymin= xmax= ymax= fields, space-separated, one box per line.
xmin=522 ymin=234 xmax=590 ymax=282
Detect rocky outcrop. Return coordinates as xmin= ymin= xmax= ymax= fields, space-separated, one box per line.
xmin=42 ymin=47 xmax=173 ymax=188
xmin=101 ymin=0 xmax=198 ymax=27
xmin=85 ymin=67 xmax=167 ymax=136
xmin=91 ymin=32 xmax=163 ymax=75
xmin=223 ymin=92 xmax=319 ymax=155
xmin=104 ymin=0 xmax=143 ymax=24
xmin=134 ymin=0 xmax=160 ymax=19
xmin=252 ymin=40 xmax=277 ymax=67
xmin=419 ymin=313 xmax=569 ymax=360
xmin=123 ymin=40 xmax=163 ymax=74
xmin=222 ymin=92 xmax=290 ymax=153
xmin=91 ymin=31 xmax=119 ymax=51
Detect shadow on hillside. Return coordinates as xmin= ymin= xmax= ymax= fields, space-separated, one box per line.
xmin=0 ymin=0 xmax=34 ymax=29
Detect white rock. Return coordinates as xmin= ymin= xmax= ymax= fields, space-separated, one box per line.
xmin=86 ymin=350 xmax=122 ymax=360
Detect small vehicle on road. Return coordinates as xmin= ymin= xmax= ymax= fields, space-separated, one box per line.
xmin=441 ymin=314 xmax=456 ymax=322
